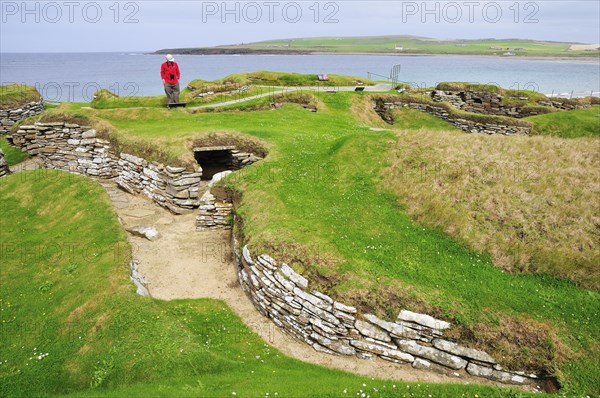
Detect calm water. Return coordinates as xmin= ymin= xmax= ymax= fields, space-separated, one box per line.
xmin=1 ymin=52 xmax=598 ymax=102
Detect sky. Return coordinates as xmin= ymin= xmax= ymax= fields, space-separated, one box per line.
xmin=1 ymin=1 xmax=599 ymax=52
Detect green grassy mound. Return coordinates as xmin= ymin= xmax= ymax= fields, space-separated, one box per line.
xmin=0 ymin=84 xmax=41 ymax=109
xmin=527 ymin=105 xmax=600 ymax=138
xmin=217 ymin=71 xmax=376 ymax=87
xmin=90 ymin=70 xmax=373 ymax=110
xmin=0 ymin=170 xmax=532 ymax=398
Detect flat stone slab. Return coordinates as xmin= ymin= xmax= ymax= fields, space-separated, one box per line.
xmin=122 ymin=208 xmax=156 ymax=218
xmin=355 ymin=319 xmax=391 ymax=342
xmin=112 ymin=201 xmax=130 ymax=209
xmin=193 ymin=146 xmax=236 ymax=152
xmin=466 ymin=363 xmax=531 ymax=385
xmin=395 ymin=339 xmax=467 ymax=370
xmin=397 ymin=310 xmax=451 ymax=331
xmin=433 ymin=339 xmax=496 ymax=364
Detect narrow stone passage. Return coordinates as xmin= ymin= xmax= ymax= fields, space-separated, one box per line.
xmin=93 ymin=175 xmax=519 ymax=389
xmin=10 ymin=160 xmax=522 ymax=388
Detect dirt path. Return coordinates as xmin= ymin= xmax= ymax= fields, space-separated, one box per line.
xmin=89 ymin=177 xmax=516 ymax=389
xmin=9 ymin=158 xmax=519 ymax=388
xmin=190 ymin=84 xmax=394 ymax=110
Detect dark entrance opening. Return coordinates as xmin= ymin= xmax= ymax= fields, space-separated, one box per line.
xmin=194 ymin=146 xmax=235 ymax=180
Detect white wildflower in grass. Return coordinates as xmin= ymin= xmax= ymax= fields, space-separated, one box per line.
xmin=231 ymin=392 xmax=236 ymax=396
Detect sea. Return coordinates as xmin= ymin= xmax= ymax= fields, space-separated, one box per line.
xmin=1 ymin=52 xmax=599 ymax=102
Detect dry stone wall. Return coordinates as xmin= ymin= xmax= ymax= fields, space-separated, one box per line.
xmin=9 ymin=123 xmax=204 ymax=213
xmin=196 ymin=171 xmax=235 ymax=231
xmin=6 ymin=121 xmax=259 ymax=221
xmin=0 ymin=149 xmax=9 ymax=177
xmin=235 ymin=242 xmax=539 ymax=386
xmin=194 ymin=151 xmax=262 ymax=230
xmin=0 ymin=100 xmax=45 ymax=134
xmin=9 ymin=122 xmax=117 ymax=177
xmin=116 ymin=154 xmax=202 ymax=214
xmin=197 ymin=190 xmax=234 ymax=230
xmin=374 ymin=100 xmax=531 ymax=136
xmin=432 ymin=90 xmax=590 ymax=117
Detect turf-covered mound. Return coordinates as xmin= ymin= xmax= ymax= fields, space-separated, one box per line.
xmin=0 ymin=84 xmax=41 ymax=109
xmin=188 ymin=70 xmax=375 ymax=90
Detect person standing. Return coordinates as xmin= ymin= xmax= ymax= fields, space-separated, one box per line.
xmin=161 ymin=54 xmax=180 ymax=105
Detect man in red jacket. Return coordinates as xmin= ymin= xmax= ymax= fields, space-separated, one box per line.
xmin=161 ymin=54 xmax=181 ymax=105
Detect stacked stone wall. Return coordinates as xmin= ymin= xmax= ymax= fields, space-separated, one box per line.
xmin=235 ymin=242 xmax=539 ymax=386
xmin=0 ymin=100 xmax=44 ymax=134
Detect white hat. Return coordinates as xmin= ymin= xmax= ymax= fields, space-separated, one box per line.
xmin=165 ymin=54 xmax=175 ymax=62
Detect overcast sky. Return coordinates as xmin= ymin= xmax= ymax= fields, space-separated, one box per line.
xmin=1 ymin=1 xmax=599 ymax=52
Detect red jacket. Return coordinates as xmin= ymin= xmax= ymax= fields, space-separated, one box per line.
xmin=161 ymin=61 xmax=180 ymax=84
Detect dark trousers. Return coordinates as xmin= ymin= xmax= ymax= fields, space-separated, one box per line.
xmin=164 ymin=82 xmax=180 ymax=104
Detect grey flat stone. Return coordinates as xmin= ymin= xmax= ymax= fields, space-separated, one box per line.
xmin=126 ymin=226 xmax=161 ymax=241
xmin=355 ymin=319 xmax=391 ymax=342
xmin=350 ymin=339 xmax=414 ymax=363
xmin=397 ymin=310 xmax=451 ymax=331
xmin=333 ymin=301 xmax=357 ymax=314
xmin=466 ymin=363 xmax=530 ymax=385
xmin=395 ymin=339 xmax=467 ymax=370
xmin=280 ymin=263 xmax=308 ymax=289
xmin=432 ymin=339 xmax=496 ymax=364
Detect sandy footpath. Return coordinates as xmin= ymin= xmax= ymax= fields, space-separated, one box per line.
xmin=88 ymin=176 xmax=521 ymax=389
xmin=9 ymin=152 xmax=527 ymax=388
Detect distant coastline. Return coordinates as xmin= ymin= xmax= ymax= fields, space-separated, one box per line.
xmin=154 ymin=35 xmax=600 ymax=59
xmin=152 ymin=48 xmax=600 ymax=63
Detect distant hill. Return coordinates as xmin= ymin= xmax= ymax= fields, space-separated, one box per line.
xmin=155 ymin=35 xmax=600 ymax=57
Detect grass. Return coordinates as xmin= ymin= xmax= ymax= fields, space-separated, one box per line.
xmin=527 ymin=105 xmax=600 ymax=138
xmin=436 ymin=82 xmax=505 ymax=94
xmin=90 ymin=71 xmax=373 ymax=110
xmin=45 ymin=89 xmax=600 ymax=394
xmin=91 ymin=85 xmax=277 ymax=110
xmin=218 ymin=71 xmax=376 ymax=87
xmin=4 ymin=79 xmax=600 ymax=395
xmin=389 ymin=107 xmax=461 ymax=131
xmin=0 ymin=84 xmax=41 ymax=109
xmin=0 ymin=136 xmax=28 ymax=165
xmin=0 ymin=170 xmax=539 ymax=398
xmin=157 ymin=35 xmax=599 ymax=57
xmin=382 ymin=123 xmax=599 ymax=289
